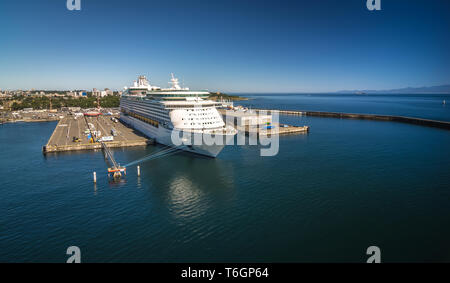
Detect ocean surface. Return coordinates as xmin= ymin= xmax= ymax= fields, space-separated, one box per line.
xmin=1 ymin=93 xmax=450 ymax=262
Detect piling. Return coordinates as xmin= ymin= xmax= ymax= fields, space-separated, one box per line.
xmin=93 ymin=171 xmax=97 ymax=183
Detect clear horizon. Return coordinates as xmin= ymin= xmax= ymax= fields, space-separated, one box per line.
xmin=1 ymin=0 xmax=449 ymax=92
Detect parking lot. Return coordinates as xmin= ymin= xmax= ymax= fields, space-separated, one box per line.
xmin=44 ymin=114 xmax=151 ymax=152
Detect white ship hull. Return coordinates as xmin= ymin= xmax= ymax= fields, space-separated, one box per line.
xmin=120 ymin=115 xmax=231 ymax=157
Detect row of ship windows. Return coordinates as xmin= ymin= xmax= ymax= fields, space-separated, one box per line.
xmin=133 ymin=109 xmax=168 ymax=120
xmin=188 ymin=112 xmax=214 ymax=116
xmin=126 ymin=104 xmax=167 ymax=113
xmin=182 ymin=117 xmax=217 ymax=121
xmin=166 ymin=104 xmax=215 ymax=107
xmin=126 ymin=103 xmax=164 ymax=109
xmin=184 ymin=122 xmax=219 ymax=126
xmin=125 ymin=105 xmax=166 ymax=112
xmin=185 ymin=108 xmax=213 ymax=111
xmin=127 ymin=101 xmax=165 ymax=108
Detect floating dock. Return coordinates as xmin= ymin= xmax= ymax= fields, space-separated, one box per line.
xmin=43 ymin=115 xmax=154 ymax=153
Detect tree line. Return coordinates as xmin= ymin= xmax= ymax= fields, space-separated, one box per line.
xmin=9 ymin=95 xmax=120 ymax=110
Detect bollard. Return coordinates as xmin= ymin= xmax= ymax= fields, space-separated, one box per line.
xmin=93 ymin=171 xmax=97 ymax=183
xmin=137 ymin=166 xmax=140 ymax=177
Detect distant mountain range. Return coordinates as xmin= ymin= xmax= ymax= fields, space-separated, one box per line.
xmin=336 ymin=84 xmax=450 ymax=94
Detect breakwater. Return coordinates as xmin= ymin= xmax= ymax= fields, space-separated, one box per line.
xmin=255 ymin=109 xmax=450 ymax=130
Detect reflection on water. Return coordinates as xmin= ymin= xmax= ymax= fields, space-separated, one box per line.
xmin=108 ymin=178 xmax=127 ymax=188
xmin=136 ymin=176 xmax=142 ymax=189
xmin=133 ymin=153 xmax=238 ymax=224
xmin=168 ymin=175 xmax=208 ymax=221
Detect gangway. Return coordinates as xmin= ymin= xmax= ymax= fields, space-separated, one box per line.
xmin=101 ymin=140 xmax=126 ymax=178
xmin=84 ymin=115 xmax=125 ymax=179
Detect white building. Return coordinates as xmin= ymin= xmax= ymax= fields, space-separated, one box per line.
xmin=219 ymin=108 xmax=272 ymax=127
xmin=92 ymin=88 xmax=112 ymax=97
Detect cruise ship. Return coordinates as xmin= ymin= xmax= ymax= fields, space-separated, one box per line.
xmin=119 ymin=74 xmax=237 ymax=157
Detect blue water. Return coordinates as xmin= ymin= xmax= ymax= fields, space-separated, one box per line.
xmin=1 ymin=94 xmax=450 ymax=262
xmin=236 ymin=93 xmax=450 ymax=121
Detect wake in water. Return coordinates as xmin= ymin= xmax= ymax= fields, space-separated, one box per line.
xmin=124 ymin=145 xmax=186 ymax=167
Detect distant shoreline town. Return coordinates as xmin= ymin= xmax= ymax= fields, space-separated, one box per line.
xmin=0 ymin=88 xmax=122 ymax=112
xmin=0 ymin=88 xmax=246 ymax=111
xmin=0 ymin=88 xmax=247 ymax=123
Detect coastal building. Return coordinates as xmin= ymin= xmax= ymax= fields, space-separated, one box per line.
xmin=92 ymin=88 xmax=100 ymax=97
xmin=92 ymin=88 xmax=113 ymax=97
xmin=66 ymin=91 xmax=86 ymax=98
xmin=221 ymin=107 xmax=272 ymax=127
xmin=104 ymin=88 xmax=113 ymax=96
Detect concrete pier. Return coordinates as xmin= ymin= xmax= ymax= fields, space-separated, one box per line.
xmin=43 ymin=115 xmax=154 ymax=153
xmin=238 ymin=123 xmax=309 ymax=135
xmin=218 ymin=108 xmax=309 ymax=136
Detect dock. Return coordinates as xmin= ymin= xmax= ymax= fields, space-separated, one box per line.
xmin=43 ymin=115 xmax=153 ymax=153
xmin=218 ymin=108 xmax=309 ymax=135
xmin=238 ymin=123 xmax=309 ymax=135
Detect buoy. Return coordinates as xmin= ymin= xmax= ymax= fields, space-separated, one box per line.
xmin=93 ymin=172 xmax=97 ymax=183
xmin=137 ymin=165 xmax=140 ymax=177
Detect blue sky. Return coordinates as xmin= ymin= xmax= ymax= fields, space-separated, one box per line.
xmin=0 ymin=0 xmax=449 ymax=92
